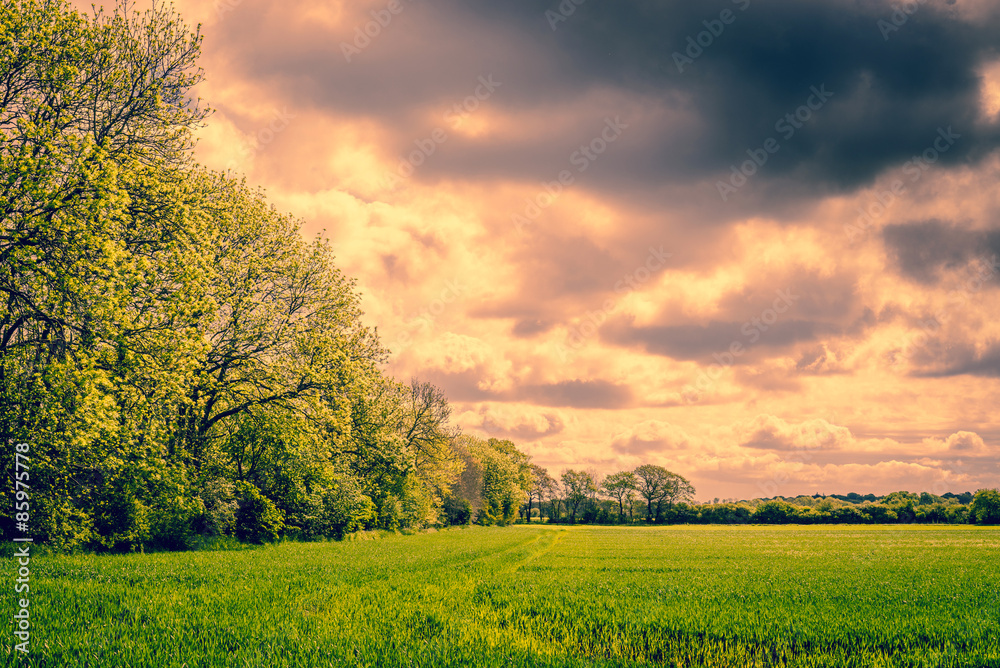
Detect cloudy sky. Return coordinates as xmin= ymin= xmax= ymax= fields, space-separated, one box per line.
xmin=88 ymin=0 xmax=1000 ymax=499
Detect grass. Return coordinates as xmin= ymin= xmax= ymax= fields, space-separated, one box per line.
xmin=3 ymin=525 xmax=999 ymax=667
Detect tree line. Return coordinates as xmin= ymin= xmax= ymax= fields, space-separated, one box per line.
xmin=2 ymin=2 xmax=997 ymax=552
xmin=522 ymin=487 xmax=1000 ymax=526
xmin=0 ymin=0 xmax=538 ymax=550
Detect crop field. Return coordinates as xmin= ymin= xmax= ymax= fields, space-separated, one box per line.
xmin=3 ymin=525 xmax=999 ymax=667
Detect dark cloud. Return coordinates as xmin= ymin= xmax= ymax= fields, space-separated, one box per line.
xmin=217 ymin=0 xmax=1000 ymax=198
xmin=419 ymin=369 xmax=635 ymax=408
xmin=517 ymin=379 xmax=634 ymax=409
xmin=600 ymin=317 xmax=829 ymax=362
xmin=911 ymin=341 xmax=1000 ymax=378
xmin=882 ymin=219 xmax=1000 ymax=284
xmin=479 ymin=411 xmax=565 ymax=441
xmin=511 ymin=318 xmax=554 ymax=338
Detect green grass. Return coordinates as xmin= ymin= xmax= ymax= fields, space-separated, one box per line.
xmin=3 ymin=525 xmax=999 ymax=667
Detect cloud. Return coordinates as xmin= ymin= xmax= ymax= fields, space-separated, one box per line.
xmin=611 ymin=420 xmax=691 ymax=455
xmin=945 ymin=431 xmax=989 ymax=454
xmin=910 ymin=341 xmax=1000 ymax=378
xmin=517 ymin=380 xmax=634 ymax=409
xmin=737 ymin=414 xmax=854 ymax=452
xmin=882 ymin=219 xmax=1000 ymax=285
xmin=456 ymin=404 xmax=565 ymax=441
xmin=84 ymin=0 xmax=1000 ymax=499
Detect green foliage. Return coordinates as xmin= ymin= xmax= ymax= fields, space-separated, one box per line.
xmin=233 ymin=481 xmax=283 ymax=544
xmin=560 ymin=469 xmax=597 ymax=523
xmin=633 ymin=464 xmax=695 ymax=522
xmin=602 ymin=470 xmax=638 ymax=522
xmin=452 ymin=435 xmax=530 ymax=526
xmin=1 ymin=0 xmax=474 ymax=550
xmin=970 ymin=488 xmax=1000 ymax=525
xmin=752 ymin=499 xmax=799 ymax=524
xmin=443 ymin=495 xmax=473 ymax=525
xmin=316 ymin=475 xmax=377 ymax=538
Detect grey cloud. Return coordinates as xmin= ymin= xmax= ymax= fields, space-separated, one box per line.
xmin=882 ymin=219 xmax=1000 ymax=285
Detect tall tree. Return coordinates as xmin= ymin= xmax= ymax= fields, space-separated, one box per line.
xmin=0 ymin=0 xmax=210 ymax=547
xmin=634 ymin=464 xmax=671 ymax=522
xmin=602 ymin=471 xmax=638 ymax=523
xmin=525 ymin=464 xmax=555 ymax=523
xmin=561 ymin=469 xmax=596 ymax=524
xmin=661 ymin=471 xmax=696 ymax=510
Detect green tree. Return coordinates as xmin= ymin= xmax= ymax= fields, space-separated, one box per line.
xmin=633 ymin=464 xmax=693 ymax=522
xmin=969 ymin=489 xmax=1000 ymax=525
xmin=561 ymin=469 xmax=596 ymax=524
xmin=602 ymin=471 xmax=637 ymax=523
xmin=524 ymin=464 xmax=554 ymax=523
xmin=1 ymin=0 xmax=210 ymax=547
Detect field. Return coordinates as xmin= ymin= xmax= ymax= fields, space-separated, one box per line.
xmin=3 ymin=525 xmax=1000 ymax=667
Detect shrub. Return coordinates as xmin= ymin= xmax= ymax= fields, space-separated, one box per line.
xmin=316 ymin=477 xmax=376 ymax=538
xmin=443 ymin=496 xmax=473 ymax=525
xmin=233 ymin=482 xmax=284 ymax=543
xmin=197 ymin=479 xmax=238 ymax=537
xmin=753 ymin=500 xmax=798 ymax=524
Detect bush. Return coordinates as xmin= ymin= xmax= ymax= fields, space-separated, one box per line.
xmin=443 ymin=496 xmax=473 ymax=525
xmin=377 ymin=495 xmax=402 ymax=531
xmin=233 ymin=482 xmax=284 ymax=543
xmin=316 ymin=477 xmax=376 ymax=538
xmin=197 ymin=479 xmax=238 ymax=537
xmin=860 ymin=503 xmax=897 ymax=524
xmin=753 ymin=500 xmax=799 ymax=524
xmin=148 ymin=495 xmax=203 ymax=550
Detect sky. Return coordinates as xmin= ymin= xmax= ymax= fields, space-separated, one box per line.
xmin=80 ymin=0 xmax=1000 ymax=500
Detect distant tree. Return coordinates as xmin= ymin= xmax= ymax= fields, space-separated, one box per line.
xmin=859 ymin=503 xmax=897 ymax=524
xmin=753 ymin=500 xmax=799 ymax=524
xmin=634 ymin=465 xmax=695 ymax=522
xmin=661 ymin=472 xmax=696 ymax=510
xmin=602 ymin=471 xmax=638 ymax=523
xmin=970 ymin=489 xmax=1000 ymax=525
xmin=561 ymin=470 xmax=596 ymax=524
xmin=634 ymin=464 xmax=671 ymax=522
xmin=919 ymin=492 xmax=943 ymax=506
xmin=525 ymin=464 xmax=555 ymax=523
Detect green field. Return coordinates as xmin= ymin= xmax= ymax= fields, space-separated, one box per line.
xmin=4 ymin=525 xmax=999 ymax=667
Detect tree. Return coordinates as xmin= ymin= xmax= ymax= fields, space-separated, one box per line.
xmin=453 ymin=436 xmax=530 ymax=526
xmin=970 ymin=489 xmax=1000 ymax=525
xmin=525 ymin=464 xmax=554 ymax=523
xmin=662 ymin=472 xmax=696 ymax=510
xmin=0 ymin=0 xmax=210 ymax=547
xmin=561 ymin=469 xmax=596 ymax=524
xmin=634 ymin=464 xmax=672 ymax=522
xmin=602 ymin=471 xmax=637 ymax=523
